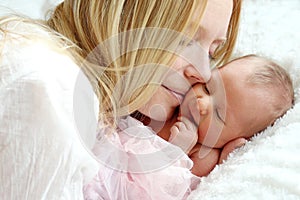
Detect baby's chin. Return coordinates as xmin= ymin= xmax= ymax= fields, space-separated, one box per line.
xmin=197 ymin=132 xmax=224 ymax=149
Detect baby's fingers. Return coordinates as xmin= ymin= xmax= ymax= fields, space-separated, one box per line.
xmin=169 ymin=125 xmax=188 ymax=150
xmin=178 ymin=116 xmax=197 ymax=132
xmin=172 ymin=121 xmax=186 ymax=132
xmin=170 ymin=125 xmax=179 ymax=139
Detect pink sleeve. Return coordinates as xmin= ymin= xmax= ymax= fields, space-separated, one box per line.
xmin=84 ymin=117 xmax=200 ymax=200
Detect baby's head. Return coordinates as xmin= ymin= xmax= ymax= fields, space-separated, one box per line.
xmin=181 ymin=54 xmax=294 ymax=148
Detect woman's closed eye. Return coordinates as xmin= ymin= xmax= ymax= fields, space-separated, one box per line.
xmin=203 ymin=85 xmax=210 ymax=95
xmin=179 ymin=38 xmax=195 ymax=47
xmin=209 ymin=54 xmax=214 ymax=60
xmin=209 ymin=39 xmax=226 ymax=59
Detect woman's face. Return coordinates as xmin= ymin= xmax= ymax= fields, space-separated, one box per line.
xmin=138 ymin=0 xmax=234 ymax=122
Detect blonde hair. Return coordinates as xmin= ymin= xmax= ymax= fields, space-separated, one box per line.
xmin=212 ymin=0 xmax=242 ymax=65
xmin=47 ymin=0 xmax=242 ymax=125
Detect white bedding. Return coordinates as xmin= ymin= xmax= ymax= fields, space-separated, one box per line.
xmin=1 ymin=0 xmax=300 ymax=199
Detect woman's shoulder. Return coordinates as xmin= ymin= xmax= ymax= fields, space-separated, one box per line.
xmin=0 ymin=16 xmax=81 ymax=86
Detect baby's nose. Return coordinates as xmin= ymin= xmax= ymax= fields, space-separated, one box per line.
xmin=197 ymin=98 xmax=209 ymax=116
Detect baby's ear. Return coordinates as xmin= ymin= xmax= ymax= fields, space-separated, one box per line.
xmin=218 ymin=138 xmax=247 ymax=164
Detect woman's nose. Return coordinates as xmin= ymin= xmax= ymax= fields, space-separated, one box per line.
xmin=181 ymin=43 xmax=212 ymax=84
xmin=184 ymin=65 xmax=211 ymax=85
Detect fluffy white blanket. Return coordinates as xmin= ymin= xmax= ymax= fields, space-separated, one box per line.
xmin=189 ymin=0 xmax=300 ymax=199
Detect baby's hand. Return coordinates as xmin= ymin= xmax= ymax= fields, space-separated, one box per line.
xmin=218 ymin=138 xmax=247 ymax=164
xmin=169 ymin=117 xmax=198 ymax=154
xmin=189 ymin=144 xmax=220 ymax=177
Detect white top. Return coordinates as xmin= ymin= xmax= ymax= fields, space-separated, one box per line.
xmin=0 ymin=20 xmax=99 ymax=199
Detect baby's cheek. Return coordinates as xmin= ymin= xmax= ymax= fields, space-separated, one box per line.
xmin=197 ymin=120 xmax=209 ymax=143
xmin=198 ymin=121 xmax=225 ymax=148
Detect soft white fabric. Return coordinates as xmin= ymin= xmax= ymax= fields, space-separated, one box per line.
xmin=189 ymin=1 xmax=300 ymax=199
xmin=0 ymin=21 xmax=99 ymax=199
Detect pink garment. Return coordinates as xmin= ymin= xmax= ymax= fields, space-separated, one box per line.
xmin=84 ymin=116 xmax=200 ymax=200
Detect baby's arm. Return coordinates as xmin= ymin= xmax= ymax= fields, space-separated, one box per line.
xmin=189 ymin=138 xmax=247 ymax=177
xmin=189 ymin=144 xmax=220 ymax=177
xmin=169 ymin=117 xmax=198 ymax=154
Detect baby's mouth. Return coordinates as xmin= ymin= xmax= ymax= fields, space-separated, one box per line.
xmin=188 ymin=98 xmax=201 ymax=126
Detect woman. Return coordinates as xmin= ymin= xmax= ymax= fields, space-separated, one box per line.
xmin=0 ymin=0 xmax=241 ymax=199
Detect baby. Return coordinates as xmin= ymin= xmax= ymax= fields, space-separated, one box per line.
xmin=167 ymin=54 xmax=294 ymax=176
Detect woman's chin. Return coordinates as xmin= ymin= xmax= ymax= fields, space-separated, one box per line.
xmin=137 ymin=107 xmax=174 ymax=122
xmin=149 ymin=111 xmax=174 ymax=122
xmin=144 ymin=101 xmax=179 ymax=120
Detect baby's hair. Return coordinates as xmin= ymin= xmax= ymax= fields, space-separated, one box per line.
xmin=238 ymin=54 xmax=294 ymax=119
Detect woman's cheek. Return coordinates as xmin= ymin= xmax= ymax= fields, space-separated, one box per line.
xmin=138 ymin=87 xmax=178 ymax=121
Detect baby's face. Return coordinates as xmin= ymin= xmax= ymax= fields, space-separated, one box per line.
xmin=180 ymin=59 xmax=272 ymax=148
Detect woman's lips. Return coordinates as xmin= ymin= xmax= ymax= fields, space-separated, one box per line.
xmin=162 ymin=86 xmax=184 ymax=104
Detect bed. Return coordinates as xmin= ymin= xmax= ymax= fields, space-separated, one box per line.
xmin=1 ymin=0 xmax=299 ymax=199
